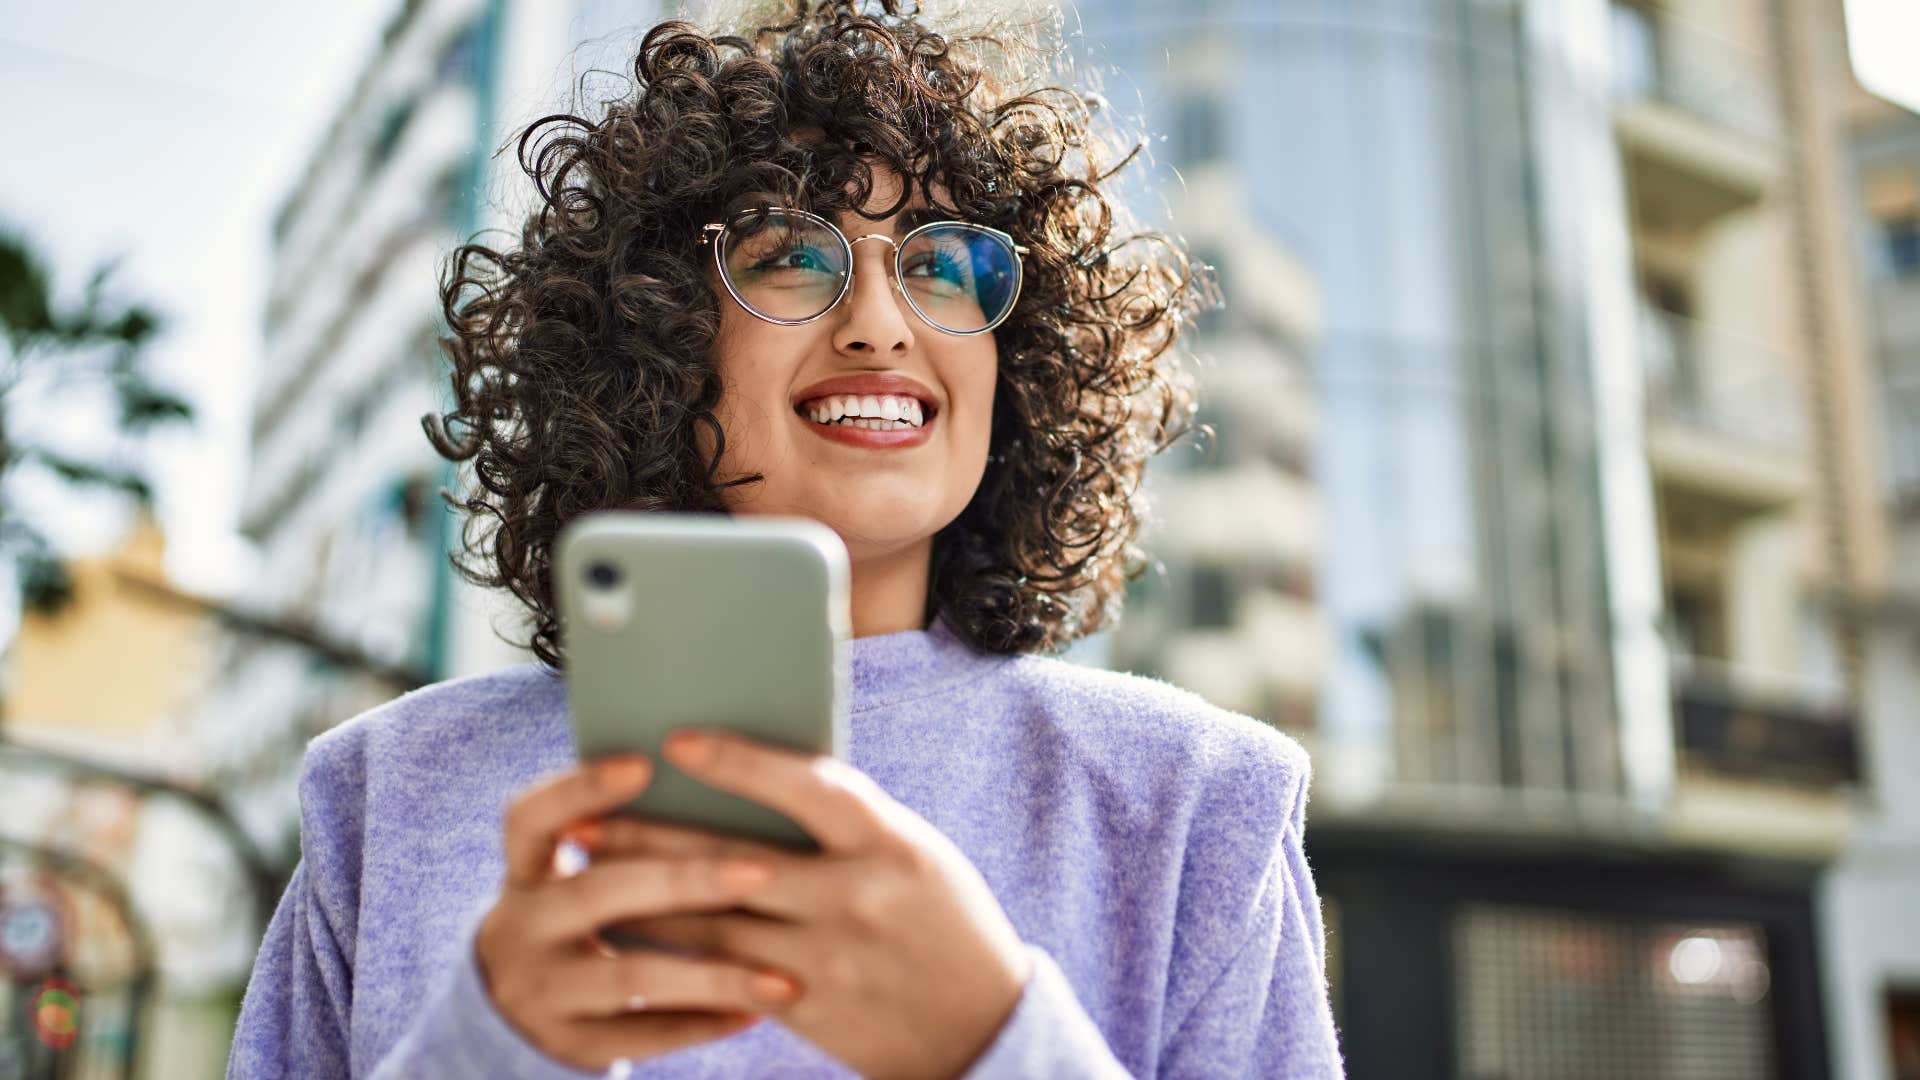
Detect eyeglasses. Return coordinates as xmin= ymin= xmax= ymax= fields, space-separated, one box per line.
xmin=698 ymin=206 xmax=1028 ymax=336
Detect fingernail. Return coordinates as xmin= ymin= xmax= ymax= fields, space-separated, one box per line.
xmin=749 ymin=970 xmax=799 ymax=1002
xmin=667 ymin=732 xmax=717 ymax=770
xmin=564 ymin=819 xmax=604 ymax=851
xmin=717 ymin=859 xmax=771 ymax=891
xmin=598 ymin=756 xmax=651 ymax=791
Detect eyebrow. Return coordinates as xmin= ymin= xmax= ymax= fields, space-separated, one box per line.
xmin=890 ymin=206 xmax=954 ymax=234
xmin=721 ymin=195 xmax=960 ymax=235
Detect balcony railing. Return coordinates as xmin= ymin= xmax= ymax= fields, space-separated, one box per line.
xmin=1670 ymin=656 xmax=1860 ymax=787
xmin=1637 ymin=304 xmax=1808 ymax=456
xmin=1885 ymin=369 xmax=1920 ymax=513
xmin=1609 ymin=2 xmax=1781 ymax=144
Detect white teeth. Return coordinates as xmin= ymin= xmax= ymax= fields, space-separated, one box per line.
xmin=799 ymin=392 xmax=927 ymax=428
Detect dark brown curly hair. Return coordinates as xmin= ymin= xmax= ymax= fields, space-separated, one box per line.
xmin=423 ymin=0 xmax=1214 ymax=670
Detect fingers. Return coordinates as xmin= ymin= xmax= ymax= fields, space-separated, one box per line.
xmin=663 ymin=730 xmax=886 ymax=853
xmin=533 ymin=946 xmax=802 ymax=1019
xmin=610 ymin=907 xmax=798 ymax=968
xmin=553 ymin=1011 xmax=765 ymax=1069
xmin=592 ymin=815 xmax=793 ymax=863
xmin=502 ymin=756 xmax=653 ymax=888
xmin=527 ymin=855 xmax=780 ymax=945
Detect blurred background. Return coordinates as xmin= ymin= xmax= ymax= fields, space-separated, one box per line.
xmin=0 ymin=0 xmax=1916 ymax=1076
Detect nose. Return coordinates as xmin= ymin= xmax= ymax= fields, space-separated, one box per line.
xmin=830 ymin=236 xmax=916 ymax=356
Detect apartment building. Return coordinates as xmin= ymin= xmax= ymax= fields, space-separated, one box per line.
xmin=1823 ymin=78 xmax=1920 ymax=1080
xmin=1076 ymin=0 xmax=1887 ymax=1075
xmin=181 ymin=0 xmax=674 ymax=870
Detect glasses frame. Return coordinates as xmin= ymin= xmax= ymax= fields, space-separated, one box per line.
xmin=698 ymin=206 xmax=1029 ymax=337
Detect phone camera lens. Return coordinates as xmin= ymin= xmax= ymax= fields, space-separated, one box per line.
xmin=586 ymin=562 xmax=621 ymax=590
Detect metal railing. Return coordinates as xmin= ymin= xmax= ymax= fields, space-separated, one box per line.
xmin=1609 ymin=1 xmax=1781 ymax=144
xmin=1637 ymin=303 xmax=1808 ymax=456
xmin=1668 ymin=654 xmax=1859 ymax=787
xmin=1884 ymin=368 xmax=1920 ymax=512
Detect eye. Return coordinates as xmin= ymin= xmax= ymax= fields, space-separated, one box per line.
xmin=903 ymin=249 xmax=966 ymax=285
xmin=750 ymin=243 xmax=836 ymax=273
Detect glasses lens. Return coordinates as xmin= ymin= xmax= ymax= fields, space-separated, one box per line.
xmin=719 ymin=210 xmax=849 ymax=322
xmin=899 ymin=224 xmax=1021 ymax=333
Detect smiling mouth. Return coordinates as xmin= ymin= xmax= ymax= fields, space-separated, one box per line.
xmin=791 ymin=398 xmax=940 ymax=429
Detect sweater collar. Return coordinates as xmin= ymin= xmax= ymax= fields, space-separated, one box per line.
xmin=847 ymin=611 xmax=1007 ymax=712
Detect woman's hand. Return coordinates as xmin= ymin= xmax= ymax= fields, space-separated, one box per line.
xmin=594 ymin=729 xmax=1032 ymax=1080
xmin=473 ymin=755 xmax=807 ymax=1072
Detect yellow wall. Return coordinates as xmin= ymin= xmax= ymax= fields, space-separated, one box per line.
xmin=5 ymin=513 xmax=209 ymax=742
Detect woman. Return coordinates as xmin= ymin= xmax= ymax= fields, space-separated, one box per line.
xmin=227 ymin=1 xmax=1343 ymax=1076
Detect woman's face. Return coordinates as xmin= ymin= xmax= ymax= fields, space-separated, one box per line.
xmin=699 ymin=173 xmax=999 ymax=566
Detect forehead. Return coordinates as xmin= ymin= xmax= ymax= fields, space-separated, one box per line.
xmin=724 ymin=164 xmax=958 ymax=232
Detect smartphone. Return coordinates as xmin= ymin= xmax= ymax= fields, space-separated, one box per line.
xmin=554 ymin=510 xmax=851 ymax=853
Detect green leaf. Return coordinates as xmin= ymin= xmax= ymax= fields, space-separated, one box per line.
xmin=117 ymin=380 xmax=195 ymax=429
xmin=17 ymin=446 xmax=153 ymax=502
xmin=0 ymin=229 xmax=56 ymax=339
xmin=17 ymin=546 xmax=74 ymax=615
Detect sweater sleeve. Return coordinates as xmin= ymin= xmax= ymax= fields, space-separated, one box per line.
xmin=951 ymin=941 xmax=1134 ymax=1078
xmin=1155 ymin=746 xmax=1343 ymax=1078
xmin=952 ymin=806 xmax=1343 ymax=1080
xmin=226 ymin=728 xmax=605 ymax=1080
xmin=955 ymin=727 xmax=1342 ymax=1079
xmin=224 ymin=857 xmax=354 ymax=1078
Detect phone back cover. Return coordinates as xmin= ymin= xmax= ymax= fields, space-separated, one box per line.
xmin=555 ymin=511 xmax=849 ymax=851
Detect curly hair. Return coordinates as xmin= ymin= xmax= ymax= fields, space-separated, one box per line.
xmin=423 ymin=0 xmax=1213 ymax=670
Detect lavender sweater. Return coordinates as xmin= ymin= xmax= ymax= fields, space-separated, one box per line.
xmin=227 ymin=616 xmax=1343 ymax=1077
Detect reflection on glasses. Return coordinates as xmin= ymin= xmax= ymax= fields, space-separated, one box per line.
xmin=698 ymin=206 xmax=1028 ymax=336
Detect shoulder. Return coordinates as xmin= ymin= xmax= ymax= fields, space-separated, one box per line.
xmin=995 ymin=652 xmax=1311 ymax=824
xmin=298 ymin=662 xmax=564 ymax=800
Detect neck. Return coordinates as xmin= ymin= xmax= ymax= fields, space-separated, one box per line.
xmin=848 ymin=537 xmax=933 ymax=638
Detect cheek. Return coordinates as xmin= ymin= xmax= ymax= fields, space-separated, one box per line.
xmin=700 ymin=316 xmax=806 ymax=465
xmin=953 ymin=352 xmax=999 ymax=455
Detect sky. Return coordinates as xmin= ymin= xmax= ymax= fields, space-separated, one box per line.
xmin=0 ymin=0 xmax=1916 ymax=617
xmin=0 ymin=1 xmax=392 ymax=606
xmin=1845 ymin=0 xmax=1920 ymax=115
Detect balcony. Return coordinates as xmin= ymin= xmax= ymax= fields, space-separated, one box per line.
xmin=1662 ymin=655 xmax=1860 ymax=856
xmin=1609 ymin=2 xmax=1780 ymax=233
xmin=1670 ymin=657 xmax=1860 ymax=788
xmin=1638 ymin=304 xmax=1811 ymax=516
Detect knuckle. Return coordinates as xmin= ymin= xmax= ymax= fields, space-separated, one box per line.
xmin=684 ymin=856 xmax=728 ymax=899
xmin=810 ymin=755 xmax=866 ymax=795
xmin=551 ymin=868 xmax=602 ymax=919
xmin=618 ymin=954 xmax=658 ymax=1000
xmin=726 ymin=963 xmax=767 ymax=1007
xmin=493 ymin=962 xmax=543 ymax=1017
xmin=847 ymin=867 xmax=909 ymax=930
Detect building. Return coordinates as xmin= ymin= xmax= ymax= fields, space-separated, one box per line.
xmin=1821 ymin=79 xmax=1920 ymax=1080
xmin=1076 ymin=0 xmax=1888 ymax=1075
xmin=180 ymin=0 xmax=671 ymax=879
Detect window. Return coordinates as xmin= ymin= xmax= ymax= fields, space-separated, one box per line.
xmin=436 ymin=19 xmax=484 ymax=86
xmin=1456 ymin=907 xmax=1773 ymax=1079
xmin=367 ymin=98 xmax=417 ymax=176
xmin=1188 ymin=244 xmax=1228 ymax=336
xmin=1886 ymin=213 xmax=1920 ymax=279
xmin=1170 ymin=90 xmax=1225 ymax=169
xmin=1888 ymin=987 xmax=1920 ymax=1080
xmin=1188 ymin=562 xmax=1236 ymax=629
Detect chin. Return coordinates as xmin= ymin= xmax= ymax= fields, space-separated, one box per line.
xmin=808 ymin=505 xmax=949 ymax=557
